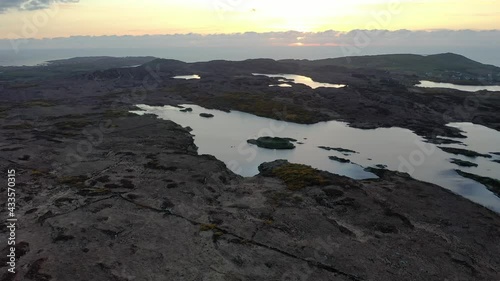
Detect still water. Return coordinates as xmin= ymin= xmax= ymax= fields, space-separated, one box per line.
xmin=253 ymin=73 xmax=346 ymax=89
xmin=416 ymin=80 xmax=500 ymax=92
xmin=173 ymin=75 xmax=200 ymax=80
xmin=132 ymin=104 xmax=500 ymax=212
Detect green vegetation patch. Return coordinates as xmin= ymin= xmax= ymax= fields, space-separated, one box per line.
xmin=247 ymin=137 xmax=296 ymax=150
xmin=272 ymin=163 xmax=329 ymax=191
xmin=455 ymin=170 xmax=500 ymax=197
xmin=439 ymin=147 xmax=492 ymax=158
xmin=194 ymin=93 xmax=325 ymax=124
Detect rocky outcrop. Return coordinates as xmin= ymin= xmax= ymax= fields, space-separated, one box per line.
xmin=247 ymin=137 xmax=296 ymax=150
xmin=1 ymin=110 xmax=500 ymax=280
xmin=199 ymin=113 xmax=214 ymax=118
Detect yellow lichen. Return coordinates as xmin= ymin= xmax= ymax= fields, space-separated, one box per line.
xmin=264 ymin=219 xmax=274 ymax=225
xmin=272 ymin=163 xmax=329 ymax=190
xmin=31 ymin=170 xmax=44 ymax=176
xmin=200 ymin=224 xmax=217 ymax=232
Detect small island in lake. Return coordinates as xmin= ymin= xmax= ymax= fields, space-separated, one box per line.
xmin=247 ymin=137 xmax=296 ymax=149
xmin=439 ymin=147 xmax=492 ymax=158
xmin=328 ymin=156 xmax=351 ymax=163
xmin=450 ymin=158 xmax=478 ymax=167
xmin=199 ymin=113 xmax=214 ymax=118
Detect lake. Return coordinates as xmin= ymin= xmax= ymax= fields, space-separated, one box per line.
xmin=253 ymin=73 xmax=346 ymax=89
xmin=416 ymin=80 xmax=500 ymax=92
xmin=131 ymin=104 xmax=500 ymax=212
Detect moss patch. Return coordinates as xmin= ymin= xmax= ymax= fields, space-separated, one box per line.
xmin=272 ymin=163 xmax=329 ymax=190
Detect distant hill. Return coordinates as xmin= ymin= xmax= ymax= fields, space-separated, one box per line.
xmin=0 ymin=56 xmax=157 ymax=80
xmin=290 ymin=53 xmax=500 ymax=84
xmin=2 ymin=53 xmax=499 ymax=84
xmin=46 ymin=56 xmax=157 ymax=69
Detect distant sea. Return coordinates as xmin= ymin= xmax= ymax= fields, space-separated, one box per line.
xmin=1 ymin=46 xmax=499 ymax=67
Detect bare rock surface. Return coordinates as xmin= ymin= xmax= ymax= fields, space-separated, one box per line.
xmin=1 ymin=110 xmax=499 ymax=281
xmin=1 ymin=57 xmax=500 ymax=280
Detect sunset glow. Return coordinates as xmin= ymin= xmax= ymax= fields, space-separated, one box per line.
xmin=0 ymin=0 xmax=499 ymax=39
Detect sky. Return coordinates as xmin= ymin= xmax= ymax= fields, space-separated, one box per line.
xmin=0 ymin=0 xmax=499 ymax=39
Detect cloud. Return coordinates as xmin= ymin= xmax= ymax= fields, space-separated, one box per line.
xmin=2 ymin=30 xmax=500 ymax=49
xmin=0 ymin=0 xmax=79 ymax=13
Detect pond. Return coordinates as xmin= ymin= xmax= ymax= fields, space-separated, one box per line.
xmin=270 ymin=83 xmax=293 ymax=88
xmin=132 ymin=104 xmax=500 ymax=212
xmin=415 ymin=80 xmax=500 ymax=92
xmin=253 ymin=73 xmax=346 ymax=89
xmin=172 ymin=75 xmax=201 ymax=80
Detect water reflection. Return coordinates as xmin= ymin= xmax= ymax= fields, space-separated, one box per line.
xmin=172 ymin=74 xmax=201 ymax=80
xmin=253 ymin=73 xmax=346 ymax=89
xmin=416 ymin=80 xmax=500 ymax=92
xmin=131 ymin=104 xmax=500 ymax=212
xmin=270 ymin=83 xmax=293 ymax=88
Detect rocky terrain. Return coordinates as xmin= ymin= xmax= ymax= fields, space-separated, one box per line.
xmin=1 ymin=54 xmax=500 ymax=280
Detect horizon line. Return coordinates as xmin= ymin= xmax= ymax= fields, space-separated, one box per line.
xmin=2 ymin=28 xmax=500 ymax=41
